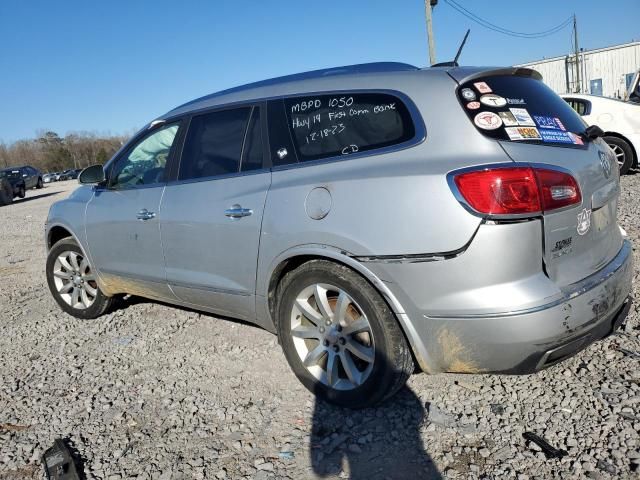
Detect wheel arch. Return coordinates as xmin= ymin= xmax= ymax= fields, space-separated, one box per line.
xmin=263 ymin=245 xmax=435 ymax=372
xmin=603 ymin=131 xmax=638 ymax=167
xmin=46 ymin=222 xmax=112 ymax=296
xmin=47 ymin=225 xmax=75 ymax=249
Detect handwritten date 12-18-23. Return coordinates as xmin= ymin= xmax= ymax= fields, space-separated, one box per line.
xmin=304 ymin=123 xmax=346 ymax=144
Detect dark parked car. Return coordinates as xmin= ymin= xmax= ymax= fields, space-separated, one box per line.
xmin=9 ymin=165 xmax=43 ymax=189
xmin=0 ymin=168 xmax=27 ymax=205
xmin=61 ymin=169 xmax=82 ymax=180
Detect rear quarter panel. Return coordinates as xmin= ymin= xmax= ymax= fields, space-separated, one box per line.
xmin=256 ymin=71 xmax=513 ymax=297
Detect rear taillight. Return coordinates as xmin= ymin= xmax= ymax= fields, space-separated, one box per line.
xmin=453 ymin=166 xmax=581 ymax=216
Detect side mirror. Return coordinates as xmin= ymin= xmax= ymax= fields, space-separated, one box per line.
xmin=78 ymin=164 xmax=106 ymax=184
xmin=584 ymin=124 xmax=604 ymax=140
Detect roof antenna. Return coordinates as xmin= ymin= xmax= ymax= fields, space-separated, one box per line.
xmin=432 ymin=29 xmax=470 ymax=67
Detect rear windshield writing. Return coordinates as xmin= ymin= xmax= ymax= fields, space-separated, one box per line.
xmin=284 ymin=93 xmax=415 ymax=161
xmin=458 ymin=76 xmax=588 ymax=147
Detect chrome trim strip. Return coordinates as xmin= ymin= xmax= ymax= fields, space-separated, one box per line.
xmin=425 ymin=240 xmax=631 ymax=319
xmin=168 ymin=280 xmax=251 ymax=297
xmin=99 ymin=269 xmax=167 ymax=288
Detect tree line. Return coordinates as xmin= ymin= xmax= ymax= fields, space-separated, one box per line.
xmin=0 ymin=130 xmax=133 ymax=173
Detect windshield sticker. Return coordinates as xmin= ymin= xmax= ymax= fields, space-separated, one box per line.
xmin=480 ymin=94 xmax=507 ymax=108
xmin=505 ymin=127 xmax=541 ymax=141
xmin=569 ymin=132 xmax=584 ymax=145
xmin=498 ymin=111 xmax=519 ymax=126
xmin=509 ymin=108 xmax=535 ymax=126
xmin=466 ymin=101 xmax=481 ymax=110
xmin=473 ymin=82 xmax=492 ymax=94
xmin=474 ymin=111 xmax=503 ymax=130
xmin=539 ymin=129 xmax=574 ymax=144
xmin=534 ymin=115 xmax=566 ymax=131
xmin=506 ymin=98 xmax=526 ymax=105
xmin=461 ymin=88 xmax=476 ymax=101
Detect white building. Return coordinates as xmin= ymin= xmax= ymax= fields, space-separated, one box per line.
xmin=515 ymin=41 xmax=640 ymax=99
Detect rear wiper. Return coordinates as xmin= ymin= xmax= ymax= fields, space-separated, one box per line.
xmin=582 ymin=124 xmax=604 ymax=142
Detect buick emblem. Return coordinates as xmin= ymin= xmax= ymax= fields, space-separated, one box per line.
xmin=599 ymin=151 xmax=612 ymax=179
xmin=577 ymin=208 xmax=592 ymax=236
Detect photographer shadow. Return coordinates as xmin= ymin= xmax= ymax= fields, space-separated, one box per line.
xmin=310 ymin=385 xmax=442 ymax=480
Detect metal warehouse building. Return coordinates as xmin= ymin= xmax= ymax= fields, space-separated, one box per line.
xmin=515 ymin=41 xmax=640 ymax=99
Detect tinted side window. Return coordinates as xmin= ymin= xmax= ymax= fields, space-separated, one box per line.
xmin=179 ymin=108 xmax=251 ymax=180
xmin=109 ymin=124 xmax=179 ymax=189
xmin=283 ymin=93 xmax=415 ymax=162
xmin=240 ymin=108 xmax=263 ymax=172
xmin=267 ymin=99 xmax=298 ymax=166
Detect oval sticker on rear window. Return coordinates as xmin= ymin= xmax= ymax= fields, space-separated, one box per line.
xmin=480 ymin=94 xmax=507 ymax=108
xmin=461 ymin=88 xmax=476 ymax=101
xmin=474 ymin=111 xmax=503 ymax=130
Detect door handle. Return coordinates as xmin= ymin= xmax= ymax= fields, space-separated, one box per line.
xmin=136 ymin=209 xmax=156 ymax=221
xmin=224 ymin=204 xmax=253 ymax=219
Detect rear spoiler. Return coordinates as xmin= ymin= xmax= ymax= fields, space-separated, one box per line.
xmin=445 ymin=66 xmax=543 ymax=85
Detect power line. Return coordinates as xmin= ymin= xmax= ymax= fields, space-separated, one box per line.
xmin=444 ymin=0 xmax=572 ymax=38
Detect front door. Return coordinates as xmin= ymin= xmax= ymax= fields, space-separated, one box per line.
xmin=85 ymin=122 xmax=182 ymax=301
xmin=161 ymin=105 xmax=270 ymax=320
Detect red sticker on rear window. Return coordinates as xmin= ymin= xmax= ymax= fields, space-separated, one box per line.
xmin=473 ymin=82 xmax=492 ymax=94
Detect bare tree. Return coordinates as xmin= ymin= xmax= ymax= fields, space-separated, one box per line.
xmin=0 ymin=130 xmax=132 ymax=172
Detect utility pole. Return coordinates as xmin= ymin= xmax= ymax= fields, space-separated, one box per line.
xmin=425 ymin=0 xmax=437 ymax=65
xmin=573 ymin=14 xmax=580 ymax=92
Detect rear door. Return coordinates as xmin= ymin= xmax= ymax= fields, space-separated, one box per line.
xmin=160 ymin=104 xmax=270 ymax=321
xmin=455 ymin=72 xmax=623 ymax=286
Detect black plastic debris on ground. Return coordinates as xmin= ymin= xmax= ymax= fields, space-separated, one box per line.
xmin=522 ymin=432 xmax=568 ymax=459
xmin=615 ymin=345 xmax=640 ymax=359
xmin=42 ymin=438 xmax=84 ymax=480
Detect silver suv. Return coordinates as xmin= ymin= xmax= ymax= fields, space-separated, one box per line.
xmin=45 ymin=63 xmax=633 ymax=408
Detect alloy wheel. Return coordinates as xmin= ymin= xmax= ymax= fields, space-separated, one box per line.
xmin=608 ymin=143 xmax=626 ymax=168
xmin=52 ymin=251 xmax=98 ymax=309
xmin=290 ymin=283 xmax=375 ymax=391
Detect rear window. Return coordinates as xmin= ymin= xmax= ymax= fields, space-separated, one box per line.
xmin=458 ymin=75 xmax=587 ymax=147
xmin=0 ymin=170 xmax=20 ymax=179
xmin=283 ymin=92 xmax=415 ymax=162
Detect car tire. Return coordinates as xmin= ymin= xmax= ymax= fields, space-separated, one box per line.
xmin=36 ymin=177 xmax=43 ymax=189
xmin=18 ymin=185 xmax=26 ymax=199
xmin=0 ymin=179 xmax=12 ymax=206
xmin=604 ymin=136 xmax=634 ymax=175
xmin=276 ymin=259 xmax=414 ymax=408
xmin=46 ymin=237 xmax=113 ymax=319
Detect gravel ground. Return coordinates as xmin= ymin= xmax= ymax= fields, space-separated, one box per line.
xmin=0 ymin=178 xmax=639 ymax=480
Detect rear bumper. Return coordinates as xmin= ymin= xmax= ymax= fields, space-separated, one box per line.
xmin=369 ymin=238 xmax=633 ymax=374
